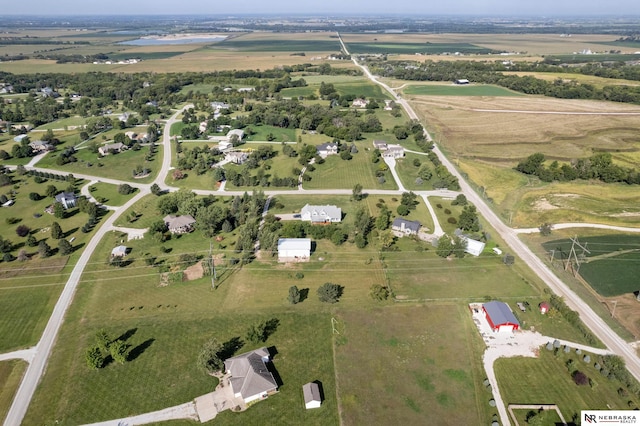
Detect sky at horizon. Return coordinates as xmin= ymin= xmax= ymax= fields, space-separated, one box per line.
xmin=4 ymin=0 xmax=640 ymax=17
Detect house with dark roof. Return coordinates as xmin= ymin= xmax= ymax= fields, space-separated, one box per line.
xmin=29 ymin=140 xmax=54 ymax=153
xmin=316 ymin=142 xmax=338 ymax=158
xmin=303 ymin=382 xmax=322 ymax=409
xmin=482 ymin=301 xmax=520 ymax=332
xmin=55 ymin=192 xmax=77 ymax=209
xmin=224 ymin=347 xmax=278 ymax=404
xmin=391 ymin=218 xmax=421 ymax=236
xmin=163 ymin=214 xmax=196 ymax=234
xmin=98 ymin=142 xmax=126 ymax=156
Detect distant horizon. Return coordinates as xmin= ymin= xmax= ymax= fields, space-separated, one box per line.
xmin=3 ymin=0 xmax=640 ymax=18
xmin=2 ymin=13 xmax=640 ymax=18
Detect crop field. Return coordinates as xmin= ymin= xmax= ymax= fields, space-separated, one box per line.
xmin=280 ymin=86 xmax=318 ymax=98
xmin=545 ymin=53 xmax=640 ymax=64
xmin=495 ymin=348 xmax=640 ymax=421
xmin=334 ymin=82 xmax=389 ymax=99
xmin=346 ymin=42 xmax=496 ymax=55
xmin=218 ymin=39 xmax=341 ymax=52
xmin=334 ymin=305 xmax=490 ymax=425
xmin=404 ymin=84 xmax=523 ymax=97
xmin=409 ymin=94 xmax=640 ymax=226
xmin=0 ymin=360 xmax=27 ymax=423
xmin=542 ymin=235 xmax=640 ymax=297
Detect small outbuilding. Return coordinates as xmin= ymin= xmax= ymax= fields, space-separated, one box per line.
xmin=539 ymin=301 xmax=550 ymax=314
xmin=482 ymin=301 xmax=520 ymax=332
xmin=278 ymin=238 xmax=311 ymax=262
xmin=111 ymin=245 xmax=128 ymax=257
xmin=303 ymin=382 xmax=322 ymax=409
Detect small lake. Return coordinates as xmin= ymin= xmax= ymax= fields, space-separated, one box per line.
xmin=120 ymin=36 xmax=227 ymax=46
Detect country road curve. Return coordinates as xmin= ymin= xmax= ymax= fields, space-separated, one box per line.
xmin=3 ymin=106 xmax=188 ymax=426
xmin=340 ymin=37 xmax=640 ymax=425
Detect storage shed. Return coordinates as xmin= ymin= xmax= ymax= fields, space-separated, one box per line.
xmin=277 ymin=238 xmax=311 ymax=262
xmin=302 ymin=382 xmax=322 ymax=409
xmin=482 ymin=301 xmax=520 ymax=332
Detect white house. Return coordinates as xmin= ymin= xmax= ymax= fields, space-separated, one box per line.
xmin=278 ymin=238 xmax=311 ymax=262
xmin=381 ymin=144 xmax=404 ymax=159
xmin=111 ymin=245 xmax=128 ymax=257
xmin=163 ymin=214 xmax=196 ymax=234
xmin=300 ymin=204 xmax=342 ymax=223
xmin=316 ymin=142 xmax=338 ymax=158
xmin=226 ymin=129 xmax=245 ymax=143
xmin=352 ymin=98 xmax=369 ymax=108
xmin=224 ymin=347 xmax=278 ymax=404
xmin=303 ymin=382 xmax=322 ymax=409
xmin=54 ymin=192 xmax=78 ymax=209
xmin=225 ymin=151 xmax=248 ymax=165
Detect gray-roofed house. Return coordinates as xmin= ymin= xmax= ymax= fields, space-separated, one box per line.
xmin=372 ymin=140 xmax=388 ymax=150
xmin=224 ymin=347 xmax=278 ymax=404
xmin=98 ymin=142 xmax=126 ymax=156
xmin=111 ymin=245 xmax=128 ymax=257
xmin=225 ymin=151 xmax=248 ymax=165
xmin=482 ymin=301 xmax=520 ymax=332
xmin=454 ymin=229 xmax=486 ymax=257
xmin=226 ymin=129 xmax=245 ymax=143
xmin=303 ymin=382 xmax=322 ymax=409
xmin=316 ymin=142 xmax=338 ymax=158
xmin=29 ymin=140 xmax=54 ymax=153
xmin=300 ymin=204 xmax=342 ymax=224
xmin=391 ymin=218 xmax=421 ymax=236
xmin=163 ymin=214 xmax=196 ymax=234
xmin=55 ymin=192 xmax=77 ymax=209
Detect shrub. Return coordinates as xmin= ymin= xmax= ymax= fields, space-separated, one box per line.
xmin=29 ymin=192 xmax=42 ymax=201
xmin=573 ymin=370 xmax=589 ymax=386
xmin=317 ymin=282 xmax=343 ymax=303
xmin=447 ymin=217 xmax=457 ymax=224
xmin=444 ymin=208 xmax=451 ymax=215
xmin=16 ymin=225 xmax=30 ymax=237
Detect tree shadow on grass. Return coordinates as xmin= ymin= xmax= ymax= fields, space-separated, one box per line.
xmin=299 ymin=288 xmax=309 ymax=303
xmin=263 ymin=318 xmax=280 ymax=341
xmin=127 ymin=338 xmax=155 ymax=362
xmin=116 ymin=328 xmax=137 ymax=343
xmin=218 ymin=336 xmax=244 ymax=360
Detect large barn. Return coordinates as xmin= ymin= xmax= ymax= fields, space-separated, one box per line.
xmin=482 ymin=301 xmax=520 ymax=332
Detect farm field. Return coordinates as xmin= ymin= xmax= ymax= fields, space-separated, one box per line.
xmin=404 ymin=84 xmax=523 ymax=97
xmin=495 ymin=349 xmax=640 ymax=421
xmin=504 ymin=71 xmax=640 ymax=88
xmin=345 ymin=41 xmax=497 ymax=55
xmin=334 ymin=305 xmax=491 ymax=425
xmin=409 ymin=94 xmax=640 ymax=227
xmin=542 ymin=235 xmax=640 ymax=297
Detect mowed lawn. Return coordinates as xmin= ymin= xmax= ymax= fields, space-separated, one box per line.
xmin=334 ymin=305 xmax=489 ymax=425
xmin=404 ymin=84 xmax=523 ymax=97
xmin=0 ymin=360 xmax=27 ymax=423
xmin=495 ymin=349 xmax=640 ymax=420
xmin=303 ymin=148 xmax=397 ymax=190
xmin=23 ymin=229 xmax=345 ymax=425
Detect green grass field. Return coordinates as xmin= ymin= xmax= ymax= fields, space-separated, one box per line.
xmin=34 ymin=117 xmax=87 ymax=131
xmin=542 ymin=235 xmax=640 ymax=297
xmin=0 ymin=360 xmax=27 ymax=423
xmin=36 ymin=144 xmax=162 ymax=184
xmin=335 ymin=305 xmax=491 ymax=425
xmin=245 ymin=125 xmax=297 ymax=143
xmin=346 ymin=42 xmax=497 ymax=55
xmin=303 ymin=147 xmax=396 ymax=190
xmin=404 ymin=84 xmax=523 ymax=97
xmin=88 ymin=182 xmax=138 ymax=206
xmin=495 ymin=349 xmax=640 ymax=420
xmin=334 ymin=82 xmax=389 ymax=99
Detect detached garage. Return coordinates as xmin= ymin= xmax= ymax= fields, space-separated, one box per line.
xmin=482 ymin=301 xmax=520 ymax=332
xmin=278 ymin=238 xmax=311 ymax=263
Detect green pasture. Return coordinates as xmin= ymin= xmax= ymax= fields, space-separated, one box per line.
xmin=545 ymin=53 xmax=640 ymax=64
xmin=345 ymin=42 xmax=497 ymax=55
xmin=218 ymin=39 xmax=341 ymax=52
xmin=335 ymin=305 xmax=490 ymax=425
xmin=334 ymin=82 xmax=389 ymax=99
xmin=394 ymin=153 xmax=436 ymax=190
xmin=296 ymin=75 xmax=368 ymax=85
xmin=280 ymin=86 xmax=318 ymax=98
xmin=543 ymin=235 xmax=640 ymax=297
xmin=495 ymin=349 xmax=640 ymax=420
xmin=404 ymin=84 xmax=523 ymax=97
xmin=34 ymin=116 xmax=87 ymax=130
xmin=88 ymin=182 xmax=138 ymax=207
xmin=108 ymin=51 xmax=185 ymax=61
xmin=246 ymin=125 xmax=296 ymax=143
xmin=303 ymin=146 xmax=396 ymax=191
xmin=36 ymin=144 xmax=162 ymax=184
xmin=0 ymin=360 xmax=27 ymax=423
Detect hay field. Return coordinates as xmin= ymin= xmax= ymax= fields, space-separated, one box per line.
xmin=341 ymin=33 xmax=625 ymax=55
xmin=505 ymin=71 xmax=640 ymax=88
xmin=408 ymin=94 xmax=640 ymax=226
